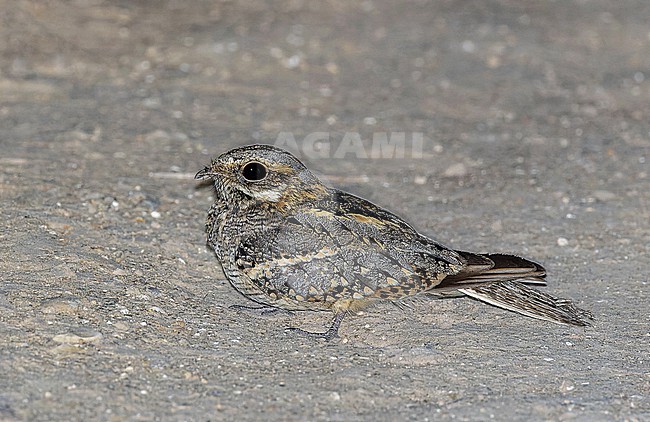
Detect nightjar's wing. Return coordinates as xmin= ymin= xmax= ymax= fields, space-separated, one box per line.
xmin=234 ymin=190 xmax=466 ymax=310
xmin=429 ymin=252 xmax=547 ymax=295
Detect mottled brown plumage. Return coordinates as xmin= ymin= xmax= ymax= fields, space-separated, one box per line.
xmin=196 ymin=144 xmax=592 ymax=339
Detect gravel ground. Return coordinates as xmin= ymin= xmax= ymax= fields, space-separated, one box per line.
xmin=1 ymin=1 xmax=648 ymax=421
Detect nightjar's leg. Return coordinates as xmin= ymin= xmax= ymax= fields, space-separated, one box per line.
xmin=286 ymin=312 xmax=346 ymax=340
xmin=230 ymin=304 xmax=293 ymax=317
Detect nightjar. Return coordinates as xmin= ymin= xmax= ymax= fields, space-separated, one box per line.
xmin=196 ymin=144 xmax=591 ymax=339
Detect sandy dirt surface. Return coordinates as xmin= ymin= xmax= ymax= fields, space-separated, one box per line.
xmin=1 ymin=1 xmax=648 ymax=420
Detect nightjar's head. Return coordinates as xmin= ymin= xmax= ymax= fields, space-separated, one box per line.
xmin=196 ymin=145 xmax=327 ymax=208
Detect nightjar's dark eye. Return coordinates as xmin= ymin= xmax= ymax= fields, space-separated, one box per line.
xmin=241 ymin=162 xmax=267 ymax=181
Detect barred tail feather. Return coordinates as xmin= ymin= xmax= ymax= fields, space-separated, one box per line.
xmin=459 ymin=280 xmax=593 ymax=326
xmin=427 ymin=251 xmax=592 ymax=326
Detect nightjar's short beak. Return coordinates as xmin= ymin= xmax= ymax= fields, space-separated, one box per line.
xmin=195 ymin=167 xmax=214 ymax=180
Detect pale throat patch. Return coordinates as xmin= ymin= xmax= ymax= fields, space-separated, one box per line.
xmin=249 ymin=188 xmax=283 ymax=202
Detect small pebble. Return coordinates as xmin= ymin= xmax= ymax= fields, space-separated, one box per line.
xmin=557 ymin=237 xmax=569 ymax=247
xmin=329 ymin=391 xmax=341 ymax=401
xmin=40 ymin=298 xmax=80 ymax=315
xmin=413 ymin=175 xmax=427 ymax=185
xmin=443 ymin=162 xmax=467 ymax=178
xmin=53 ymin=329 xmax=103 ymax=344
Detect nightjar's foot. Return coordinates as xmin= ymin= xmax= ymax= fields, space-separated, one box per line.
xmin=285 ymin=312 xmax=345 ymax=341
xmin=229 ymin=304 xmax=293 ymax=317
